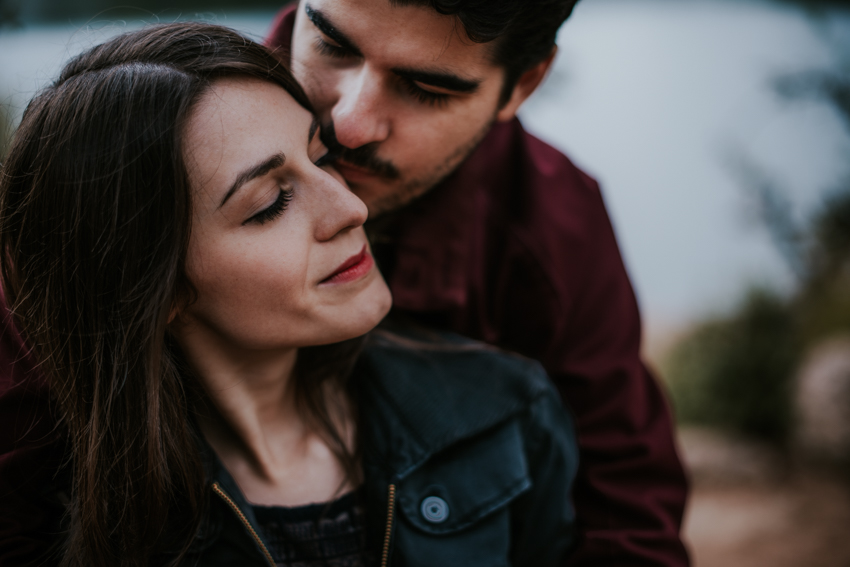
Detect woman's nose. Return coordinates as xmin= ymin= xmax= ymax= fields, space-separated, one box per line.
xmin=330 ymin=66 xmax=391 ymax=150
xmin=312 ymin=169 xmax=369 ymax=242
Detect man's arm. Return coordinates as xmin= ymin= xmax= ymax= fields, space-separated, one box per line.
xmin=509 ymin=162 xmax=690 ymax=566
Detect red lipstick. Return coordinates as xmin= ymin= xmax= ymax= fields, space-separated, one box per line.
xmin=321 ymin=245 xmax=374 ymax=285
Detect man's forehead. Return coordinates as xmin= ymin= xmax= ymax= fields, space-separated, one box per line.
xmin=300 ymin=0 xmax=497 ymax=73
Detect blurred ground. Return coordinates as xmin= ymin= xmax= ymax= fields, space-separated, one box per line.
xmin=679 ymin=427 xmax=850 ymax=567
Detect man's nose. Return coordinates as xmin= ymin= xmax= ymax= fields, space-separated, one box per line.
xmin=330 ymin=65 xmax=391 ymax=149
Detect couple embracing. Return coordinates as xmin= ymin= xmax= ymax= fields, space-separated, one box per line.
xmin=0 ymin=1 xmax=689 ymax=566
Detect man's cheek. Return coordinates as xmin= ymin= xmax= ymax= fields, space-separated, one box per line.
xmin=302 ymin=75 xmax=338 ymax=116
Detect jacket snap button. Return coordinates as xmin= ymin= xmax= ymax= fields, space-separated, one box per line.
xmin=421 ymin=496 xmax=449 ymax=523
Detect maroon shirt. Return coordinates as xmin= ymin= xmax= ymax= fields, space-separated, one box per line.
xmin=382 ymin=119 xmax=691 ymax=566
xmin=267 ymin=7 xmax=689 ymax=566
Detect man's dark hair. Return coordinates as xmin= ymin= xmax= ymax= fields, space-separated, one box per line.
xmin=392 ymin=0 xmax=579 ymax=103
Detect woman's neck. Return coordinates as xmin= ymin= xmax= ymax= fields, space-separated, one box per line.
xmin=175 ymin=323 xmax=354 ymax=507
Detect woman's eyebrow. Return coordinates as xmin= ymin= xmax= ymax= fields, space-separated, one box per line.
xmin=218 ymin=152 xmax=286 ymax=209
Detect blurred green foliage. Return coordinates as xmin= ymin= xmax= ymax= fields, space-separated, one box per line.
xmin=664 ymin=71 xmax=850 ymax=445
xmin=664 ymin=290 xmax=799 ymax=443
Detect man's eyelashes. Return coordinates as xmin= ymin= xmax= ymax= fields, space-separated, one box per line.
xmin=401 ymin=81 xmax=450 ymax=107
xmin=313 ymin=37 xmax=450 ymax=108
xmin=314 ymin=37 xmax=350 ymax=59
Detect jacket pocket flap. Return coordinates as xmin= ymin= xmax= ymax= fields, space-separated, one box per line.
xmin=396 ymin=420 xmax=531 ymax=535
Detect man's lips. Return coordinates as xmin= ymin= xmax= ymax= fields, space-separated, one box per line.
xmin=334 ymin=159 xmax=378 ymax=183
xmin=320 ymin=245 xmax=374 ymax=285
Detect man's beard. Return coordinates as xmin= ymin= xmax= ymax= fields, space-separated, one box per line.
xmin=320 ymin=117 xmax=495 ymax=218
xmin=319 ymin=121 xmax=400 ymax=181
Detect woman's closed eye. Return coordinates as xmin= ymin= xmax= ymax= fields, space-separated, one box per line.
xmin=243 ymin=188 xmax=293 ymax=226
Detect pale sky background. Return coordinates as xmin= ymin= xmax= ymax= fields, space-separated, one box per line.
xmin=520 ymin=0 xmax=850 ymax=347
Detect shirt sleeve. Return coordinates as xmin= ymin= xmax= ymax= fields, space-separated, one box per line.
xmin=534 ymin=174 xmax=690 ymax=567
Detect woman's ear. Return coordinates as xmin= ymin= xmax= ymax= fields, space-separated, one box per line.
xmin=168 ymin=297 xmax=185 ymax=325
xmin=168 ymin=284 xmax=194 ymax=325
xmin=496 ymin=47 xmax=558 ymax=123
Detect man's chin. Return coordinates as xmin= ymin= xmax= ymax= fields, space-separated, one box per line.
xmin=350 ymin=177 xmax=433 ymax=220
xmin=350 ymin=183 xmax=406 ymax=220
xmin=348 ymin=125 xmax=491 ymax=219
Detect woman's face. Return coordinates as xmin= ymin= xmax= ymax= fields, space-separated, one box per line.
xmin=176 ymin=77 xmax=391 ymax=351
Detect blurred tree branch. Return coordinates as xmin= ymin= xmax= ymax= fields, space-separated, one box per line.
xmin=728 ymin=153 xmax=806 ymax=280
xmin=774 ymin=0 xmax=850 ymax=9
xmin=0 ymin=0 xmax=21 ymax=29
xmin=665 ymin=69 xmax=850 ymax=446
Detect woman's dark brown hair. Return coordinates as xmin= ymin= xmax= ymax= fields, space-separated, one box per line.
xmin=0 ymin=23 xmax=359 ymax=567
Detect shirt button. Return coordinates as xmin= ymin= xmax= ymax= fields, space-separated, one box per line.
xmin=421 ymin=496 xmax=449 ymax=523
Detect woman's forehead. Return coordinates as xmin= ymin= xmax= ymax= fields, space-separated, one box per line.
xmin=189 ymin=77 xmax=311 ymax=141
xmin=183 ymin=78 xmax=312 ymax=193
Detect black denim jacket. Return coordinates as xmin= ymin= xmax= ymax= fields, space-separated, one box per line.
xmin=184 ymin=324 xmax=579 ymax=567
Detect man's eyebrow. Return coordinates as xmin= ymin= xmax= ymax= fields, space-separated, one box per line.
xmin=308 ymin=116 xmax=319 ymax=143
xmin=391 ymin=68 xmax=481 ymax=93
xmin=219 ymin=153 xmax=286 ymax=209
xmin=305 ymin=4 xmax=362 ymax=57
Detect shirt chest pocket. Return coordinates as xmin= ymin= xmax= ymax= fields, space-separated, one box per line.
xmin=392 ymin=420 xmax=531 ymax=567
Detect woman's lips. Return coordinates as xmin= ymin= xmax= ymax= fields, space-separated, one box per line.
xmin=320 ymin=245 xmax=374 ymax=285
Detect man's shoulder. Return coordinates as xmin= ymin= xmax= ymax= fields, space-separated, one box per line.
xmin=470 ymin=119 xmax=624 ymax=298
xmin=516 ymin=122 xmax=599 ymax=191
xmin=498 ymin=119 xmax=609 ymax=244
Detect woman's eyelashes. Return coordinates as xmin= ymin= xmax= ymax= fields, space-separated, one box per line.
xmin=243 ymin=188 xmax=294 ymax=226
xmin=241 ymin=147 xmax=335 ymax=226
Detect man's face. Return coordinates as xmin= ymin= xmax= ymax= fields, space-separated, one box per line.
xmin=290 ymin=0 xmax=508 ymax=217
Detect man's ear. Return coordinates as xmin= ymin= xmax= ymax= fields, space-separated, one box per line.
xmin=496 ymin=47 xmax=558 ymax=122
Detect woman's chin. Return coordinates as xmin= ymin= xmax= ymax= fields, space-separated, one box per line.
xmin=334 ymin=279 xmax=393 ymax=340
xmin=288 ymin=278 xmax=393 ymax=348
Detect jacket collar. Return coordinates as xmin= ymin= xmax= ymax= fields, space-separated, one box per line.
xmin=355 ymin=321 xmax=549 ymax=480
